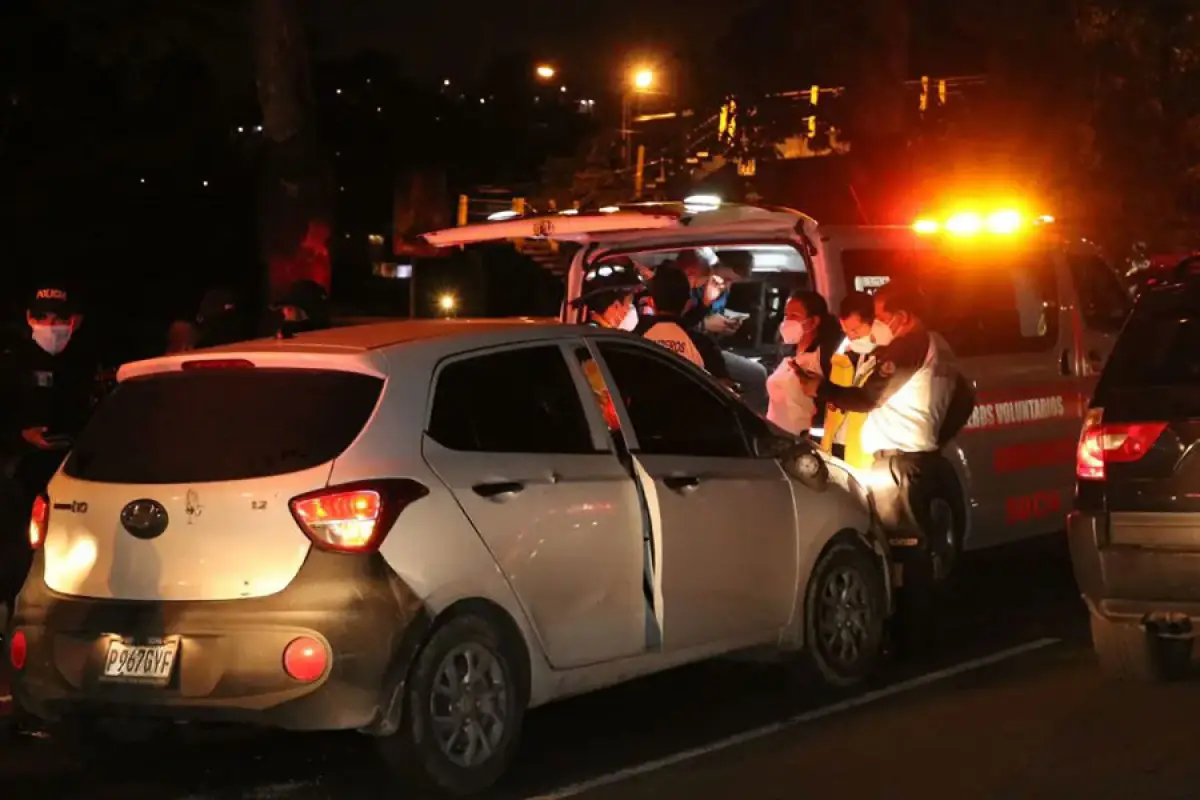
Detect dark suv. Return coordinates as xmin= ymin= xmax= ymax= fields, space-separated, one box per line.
xmin=1070 ymin=270 xmax=1200 ymax=680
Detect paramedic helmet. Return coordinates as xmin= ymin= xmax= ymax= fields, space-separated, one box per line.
xmin=572 ymin=258 xmax=643 ymax=329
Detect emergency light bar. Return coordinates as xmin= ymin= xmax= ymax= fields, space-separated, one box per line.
xmin=912 ymin=209 xmax=1055 ymax=237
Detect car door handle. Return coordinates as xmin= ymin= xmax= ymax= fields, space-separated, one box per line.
xmin=472 ymin=481 xmax=525 ymax=499
xmin=1059 ymin=349 xmax=1071 ymax=376
xmin=663 ymin=475 xmax=701 ymax=492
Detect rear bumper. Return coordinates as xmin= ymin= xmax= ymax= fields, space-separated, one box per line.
xmin=8 ymin=548 xmax=430 ymax=731
xmin=1068 ymin=510 xmax=1200 ymax=626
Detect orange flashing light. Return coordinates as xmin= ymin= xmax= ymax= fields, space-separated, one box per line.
xmin=913 ymin=208 xmax=1051 ymax=237
xmin=945 ymin=212 xmax=982 ymax=236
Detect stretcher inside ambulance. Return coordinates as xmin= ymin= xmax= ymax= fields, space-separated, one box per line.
xmin=421 ymin=201 xmax=1131 ymax=576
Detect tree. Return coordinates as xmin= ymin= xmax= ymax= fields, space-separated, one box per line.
xmin=254 ymin=0 xmax=330 ymax=299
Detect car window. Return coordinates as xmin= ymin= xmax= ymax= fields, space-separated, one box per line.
xmin=1068 ymin=254 xmax=1132 ymax=333
xmin=65 ymin=369 xmax=383 ymax=484
xmin=428 ymin=345 xmax=595 ymax=454
xmin=840 ymin=247 xmax=1060 ymax=357
xmin=1099 ymin=290 xmax=1200 ymax=388
xmin=595 ymin=342 xmax=751 ymax=458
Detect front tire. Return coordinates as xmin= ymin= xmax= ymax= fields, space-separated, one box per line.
xmin=800 ymin=538 xmax=887 ymax=688
xmin=379 ymin=614 xmax=526 ymax=796
xmin=1091 ymin=614 xmax=1191 ymax=683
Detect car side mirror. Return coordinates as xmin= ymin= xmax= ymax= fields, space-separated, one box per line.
xmin=753 ymin=433 xmax=793 ymax=459
xmin=755 ymin=434 xmax=829 ymax=492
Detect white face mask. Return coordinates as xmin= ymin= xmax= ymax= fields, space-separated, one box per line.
xmin=779 ymin=319 xmax=806 ymax=345
xmin=870 ymin=319 xmax=895 ymax=348
xmin=32 ymin=323 xmax=72 ymax=356
xmin=618 ymin=304 xmax=639 ymax=331
xmin=848 ymin=336 xmax=877 ymax=355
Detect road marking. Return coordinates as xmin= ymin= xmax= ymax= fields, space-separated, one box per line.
xmin=528 ymin=637 xmax=1061 ymax=800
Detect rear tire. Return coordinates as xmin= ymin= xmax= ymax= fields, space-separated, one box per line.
xmin=378 ymin=614 xmax=526 ymax=796
xmin=798 ymin=538 xmax=887 ymax=688
xmin=1091 ymin=614 xmax=1191 ymax=682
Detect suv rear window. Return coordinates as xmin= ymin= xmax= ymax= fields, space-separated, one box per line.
xmin=64 ymin=368 xmax=383 ymax=484
xmin=1100 ymin=291 xmax=1200 ymax=387
xmin=840 ymin=246 xmax=1060 ymax=357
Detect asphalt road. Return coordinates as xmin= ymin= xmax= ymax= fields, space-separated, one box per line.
xmin=3 ymin=534 xmax=1194 ymax=799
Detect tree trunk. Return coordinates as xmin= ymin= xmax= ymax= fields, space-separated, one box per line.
xmin=253 ymin=0 xmax=330 ymax=302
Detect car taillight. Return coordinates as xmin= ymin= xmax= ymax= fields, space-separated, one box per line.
xmin=10 ymin=630 xmax=27 ymax=671
xmin=289 ymin=479 xmax=429 ymax=553
xmin=29 ymin=495 xmax=48 ymax=550
xmin=1076 ymin=408 xmax=1167 ymax=481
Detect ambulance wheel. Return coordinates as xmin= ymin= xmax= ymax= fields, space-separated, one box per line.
xmin=925 ymin=484 xmax=965 ymax=585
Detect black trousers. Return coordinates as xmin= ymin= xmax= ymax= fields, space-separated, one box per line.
xmin=0 ymin=451 xmax=59 ymax=618
xmin=868 ymin=450 xmax=956 ymax=546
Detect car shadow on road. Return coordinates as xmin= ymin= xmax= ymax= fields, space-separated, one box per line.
xmin=0 ymin=534 xmax=1089 ymax=800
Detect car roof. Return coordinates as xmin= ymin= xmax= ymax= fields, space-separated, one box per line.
xmin=117 ymin=318 xmax=616 ymax=381
xmin=214 ymin=317 xmax=565 ymax=352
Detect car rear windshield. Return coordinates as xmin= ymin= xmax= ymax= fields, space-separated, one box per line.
xmin=1100 ymin=291 xmax=1200 ymax=388
xmin=840 ymin=246 xmax=1060 ymax=357
xmin=64 ymin=368 xmax=383 ymax=484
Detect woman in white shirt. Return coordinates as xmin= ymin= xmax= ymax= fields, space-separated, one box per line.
xmin=766 ymin=290 xmax=841 ymax=436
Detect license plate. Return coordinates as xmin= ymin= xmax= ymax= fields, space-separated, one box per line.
xmin=100 ymin=637 xmax=180 ymax=685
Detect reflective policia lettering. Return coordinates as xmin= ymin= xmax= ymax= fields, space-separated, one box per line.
xmin=964 ymin=394 xmax=1068 ymax=431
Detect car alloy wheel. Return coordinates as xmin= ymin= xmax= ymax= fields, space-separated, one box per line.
xmin=429 ymin=642 xmax=510 ymax=769
xmin=816 ymin=566 xmax=873 ymax=669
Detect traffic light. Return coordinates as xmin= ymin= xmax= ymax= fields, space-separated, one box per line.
xmin=920 ymin=76 xmax=929 ymax=112
xmin=810 ymin=85 xmax=819 ymax=106
xmin=938 ymin=79 xmax=947 ymax=106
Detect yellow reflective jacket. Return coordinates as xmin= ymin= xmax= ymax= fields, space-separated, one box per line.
xmin=820 ymin=352 xmax=874 ymax=469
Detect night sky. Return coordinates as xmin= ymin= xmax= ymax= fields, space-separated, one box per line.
xmin=306 ymin=0 xmax=742 ymax=86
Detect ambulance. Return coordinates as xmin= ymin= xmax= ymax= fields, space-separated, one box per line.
xmin=422 ymin=199 xmax=1132 ymax=575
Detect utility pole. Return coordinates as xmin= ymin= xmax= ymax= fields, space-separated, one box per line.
xmin=634 ymin=145 xmax=646 ymax=199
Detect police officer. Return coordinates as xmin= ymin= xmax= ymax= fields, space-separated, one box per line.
xmin=0 ymin=283 xmax=101 ymax=613
xmin=803 ymin=281 xmax=975 ymax=649
xmin=634 ymin=265 xmax=731 ymax=379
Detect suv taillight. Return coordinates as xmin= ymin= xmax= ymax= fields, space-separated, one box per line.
xmin=289 ymin=479 xmax=428 ymax=553
xmin=1076 ymin=408 xmax=1167 ymax=481
xmin=29 ymin=495 xmax=48 ymax=550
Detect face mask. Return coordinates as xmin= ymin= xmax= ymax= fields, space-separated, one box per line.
xmin=32 ymin=323 xmax=72 ymax=355
xmin=848 ymin=336 xmax=877 ymax=355
xmin=780 ymin=319 xmax=807 ymax=344
xmin=870 ymin=318 xmax=896 ymax=347
xmin=618 ymin=304 xmax=639 ymax=331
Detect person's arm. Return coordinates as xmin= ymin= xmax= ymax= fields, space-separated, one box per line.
xmin=820 ymin=331 xmax=928 ymax=413
xmin=689 ymin=331 xmax=731 ymax=379
xmin=681 ymin=301 xmax=709 ymax=330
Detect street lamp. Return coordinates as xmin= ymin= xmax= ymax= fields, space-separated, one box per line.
xmin=536 ymin=65 xmax=556 ymax=80
xmin=623 ymin=66 xmax=659 ymax=170
xmin=438 ymin=293 xmax=458 ymax=316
